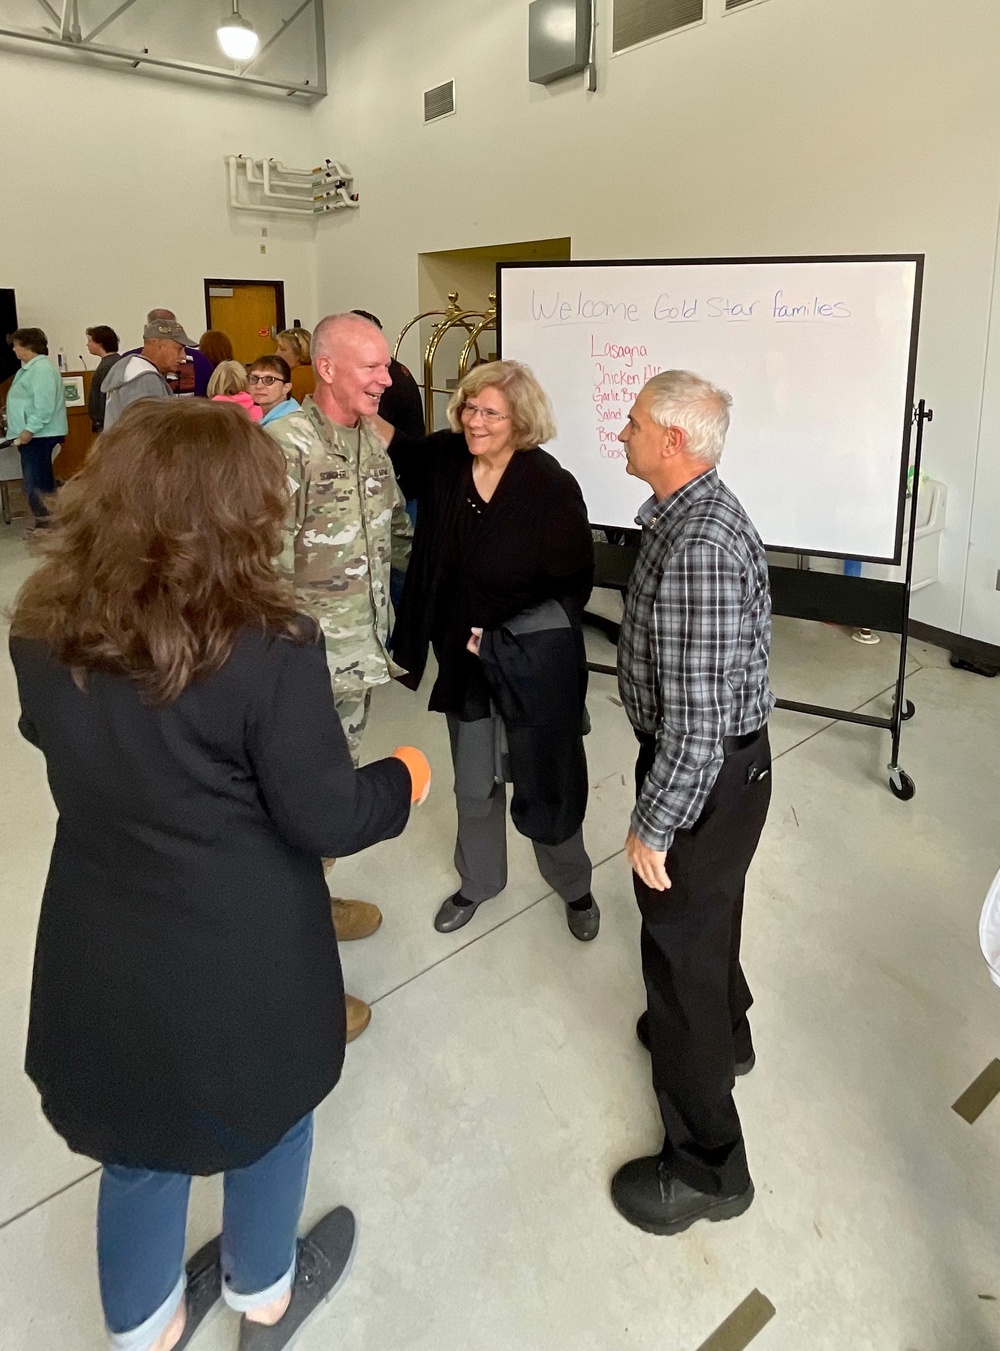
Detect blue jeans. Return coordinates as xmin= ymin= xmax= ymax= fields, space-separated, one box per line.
xmin=97 ymin=1114 xmax=313 ymax=1351
xmin=18 ymin=434 xmax=60 ymax=522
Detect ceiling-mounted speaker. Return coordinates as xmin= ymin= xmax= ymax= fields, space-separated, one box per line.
xmin=528 ymin=0 xmax=592 ymax=85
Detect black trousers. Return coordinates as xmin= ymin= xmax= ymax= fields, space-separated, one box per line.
xmin=633 ymin=728 xmax=772 ymax=1196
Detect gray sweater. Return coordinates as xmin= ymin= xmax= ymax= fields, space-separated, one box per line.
xmin=101 ymin=355 xmax=171 ymax=430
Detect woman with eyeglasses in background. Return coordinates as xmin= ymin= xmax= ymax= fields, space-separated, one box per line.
xmin=375 ymin=360 xmax=601 ymax=943
xmin=248 ymin=355 xmax=300 ymax=427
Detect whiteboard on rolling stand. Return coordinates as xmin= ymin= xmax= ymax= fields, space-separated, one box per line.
xmin=496 ymin=256 xmax=923 ymax=564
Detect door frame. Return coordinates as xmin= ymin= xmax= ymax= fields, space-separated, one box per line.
xmin=203 ymin=278 xmax=287 ymax=334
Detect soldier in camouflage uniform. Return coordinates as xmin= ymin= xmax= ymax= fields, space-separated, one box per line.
xmin=267 ymin=312 xmax=412 ymax=1042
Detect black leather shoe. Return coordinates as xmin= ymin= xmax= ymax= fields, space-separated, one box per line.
xmin=611 ymin=1156 xmax=754 ymax=1235
xmin=434 ymin=892 xmax=483 ymax=933
xmin=565 ymin=896 xmax=600 ymax=941
xmin=635 ymin=1012 xmax=756 ymax=1076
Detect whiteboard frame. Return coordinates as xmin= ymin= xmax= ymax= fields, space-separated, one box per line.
xmin=496 ymin=254 xmax=925 ymax=566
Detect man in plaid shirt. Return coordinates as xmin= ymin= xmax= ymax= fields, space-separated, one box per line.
xmin=611 ymin=371 xmax=774 ymax=1236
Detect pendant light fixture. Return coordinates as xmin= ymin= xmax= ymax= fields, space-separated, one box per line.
xmin=217 ymin=1 xmax=259 ymax=61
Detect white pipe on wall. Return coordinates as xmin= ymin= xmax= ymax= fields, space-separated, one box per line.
xmin=239 ymin=156 xmax=314 ymax=204
xmin=225 ymin=155 xmax=359 ymax=215
xmin=226 ymin=156 xmax=314 ymax=216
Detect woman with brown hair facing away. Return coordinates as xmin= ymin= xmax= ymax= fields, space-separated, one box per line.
xmin=8 ymin=400 xmax=430 ymax=1351
xmin=198 ymin=329 xmax=234 ymax=368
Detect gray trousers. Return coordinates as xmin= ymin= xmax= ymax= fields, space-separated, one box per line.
xmin=447 ymin=713 xmax=592 ymax=905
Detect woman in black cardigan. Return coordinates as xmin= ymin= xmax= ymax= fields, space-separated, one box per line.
xmin=8 ymin=401 xmax=430 ymax=1351
xmin=377 ymin=360 xmax=600 ymax=941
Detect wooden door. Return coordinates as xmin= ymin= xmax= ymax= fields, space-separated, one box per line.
xmin=205 ymin=281 xmax=286 ymax=365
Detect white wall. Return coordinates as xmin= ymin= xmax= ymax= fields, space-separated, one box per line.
xmin=313 ymin=0 xmax=1000 ymax=644
xmin=0 ymin=50 xmax=319 ymax=367
xmin=4 ymin=1 xmax=999 ymax=642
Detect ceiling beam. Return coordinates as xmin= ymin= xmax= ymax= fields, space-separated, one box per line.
xmin=59 ymin=0 xmax=81 ymax=41
xmin=0 ymin=24 xmax=324 ymax=99
xmin=239 ymin=0 xmax=313 ymax=77
xmin=84 ymin=0 xmax=141 ymax=45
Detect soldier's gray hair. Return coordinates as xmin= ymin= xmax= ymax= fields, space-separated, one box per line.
xmin=312 ymin=313 xmax=384 ymax=361
xmin=643 ymin=371 xmax=732 ymax=466
xmin=447 ymin=361 xmax=556 ymax=450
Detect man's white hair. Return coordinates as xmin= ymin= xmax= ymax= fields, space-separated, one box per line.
xmin=644 ymin=370 xmax=732 ymax=466
xmin=311 ymin=312 xmax=383 ymax=361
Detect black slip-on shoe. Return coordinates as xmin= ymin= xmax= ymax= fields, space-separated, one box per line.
xmin=611 ymin=1156 xmax=754 ymax=1235
xmin=565 ymin=897 xmax=600 ymax=942
xmin=434 ymin=892 xmax=484 ymax=933
xmin=238 ymin=1207 xmax=357 ymax=1351
xmin=634 ymin=1012 xmax=755 ymax=1076
xmin=174 ymin=1235 xmax=222 ymax=1351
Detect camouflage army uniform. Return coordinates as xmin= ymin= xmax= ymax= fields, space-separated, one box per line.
xmin=269 ymin=396 xmax=409 ymax=765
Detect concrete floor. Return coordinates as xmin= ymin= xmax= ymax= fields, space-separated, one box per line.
xmin=1 ymin=518 xmax=999 ymax=1351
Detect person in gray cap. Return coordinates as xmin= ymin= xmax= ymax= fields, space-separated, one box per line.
xmin=102 ymin=319 xmax=191 ymax=430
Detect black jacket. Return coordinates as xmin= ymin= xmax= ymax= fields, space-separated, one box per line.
xmin=10 ymin=625 xmax=412 ymax=1175
xmin=88 ymin=352 xmax=123 ymax=431
xmin=479 ymin=604 xmax=589 ymax=846
xmin=389 ymin=430 xmax=594 ymax=698
xmin=379 ymin=360 xmax=425 ymax=442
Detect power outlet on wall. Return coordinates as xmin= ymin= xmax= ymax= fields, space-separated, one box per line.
xmin=260 ymin=244 xmax=267 ymax=254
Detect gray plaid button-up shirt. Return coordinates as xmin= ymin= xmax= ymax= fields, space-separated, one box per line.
xmin=619 ymin=469 xmax=774 ymax=851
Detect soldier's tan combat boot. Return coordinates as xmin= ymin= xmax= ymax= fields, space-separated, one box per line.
xmin=331 ymin=898 xmax=383 ymax=941
xmin=346 ymin=994 xmax=371 ymax=1042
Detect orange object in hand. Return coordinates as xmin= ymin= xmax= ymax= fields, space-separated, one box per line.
xmin=392 ymin=746 xmax=431 ymax=804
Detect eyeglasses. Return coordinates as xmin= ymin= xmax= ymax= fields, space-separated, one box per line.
xmin=461 ymin=401 xmax=509 ymax=424
xmin=248 ymin=374 xmax=284 ymax=386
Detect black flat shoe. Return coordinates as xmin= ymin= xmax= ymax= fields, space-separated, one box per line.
xmin=434 ymin=892 xmax=483 ymax=933
xmin=635 ymin=1012 xmax=756 ymax=1076
xmin=611 ymin=1156 xmax=754 ymax=1235
xmin=238 ymin=1207 xmax=357 ymax=1351
xmin=565 ymin=896 xmax=600 ymax=942
xmin=174 ymin=1235 xmax=222 ymax=1351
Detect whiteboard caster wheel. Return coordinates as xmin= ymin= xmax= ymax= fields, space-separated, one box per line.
xmin=852 ymin=628 xmax=880 ymax=644
xmin=888 ymin=767 xmax=915 ymax=800
xmin=892 ymin=698 xmax=915 ymax=722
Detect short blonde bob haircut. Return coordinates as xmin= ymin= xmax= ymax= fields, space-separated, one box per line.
xmin=446 ymin=360 xmax=556 ymax=450
xmin=207 ymin=360 xmax=250 ymax=398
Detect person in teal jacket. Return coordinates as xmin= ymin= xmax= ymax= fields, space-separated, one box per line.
xmin=6 ymin=328 xmax=67 ymax=529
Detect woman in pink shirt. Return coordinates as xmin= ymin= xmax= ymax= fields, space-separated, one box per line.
xmin=207 ymin=360 xmax=262 ymax=422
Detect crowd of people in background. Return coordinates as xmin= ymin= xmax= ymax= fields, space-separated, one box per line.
xmin=2 ymin=307 xmax=424 ymax=535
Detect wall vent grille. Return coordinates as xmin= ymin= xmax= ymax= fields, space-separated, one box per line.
xmin=424 ymin=81 xmax=456 ymax=122
xmin=613 ymin=0 xmax=704 ymax=52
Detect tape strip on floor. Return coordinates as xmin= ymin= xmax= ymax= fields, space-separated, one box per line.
xmin=953 ymin=1060 xmax=1000 ymax=1124
xmin=695 ymin=1289 xmax=776 ymax=1351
